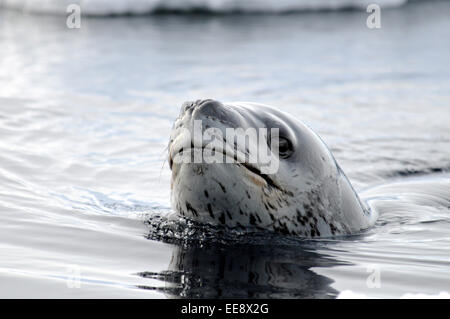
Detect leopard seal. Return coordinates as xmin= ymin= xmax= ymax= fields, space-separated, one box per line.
xmin=168 ymin=99 xmax=377 ymax=237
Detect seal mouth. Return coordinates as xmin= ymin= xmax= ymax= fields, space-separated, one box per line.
xmin=238 ymin=162 xmax=283 ymax=192
xmin=169 ymin=146 xmax=284 ymax=192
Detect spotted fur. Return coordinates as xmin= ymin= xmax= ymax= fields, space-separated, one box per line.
xmin=169 ymin=99 xmax=377 ymax=238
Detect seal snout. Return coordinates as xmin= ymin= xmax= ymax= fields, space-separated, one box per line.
xmin=180 ymin=99 xmax=218 ymax=114
xmin=181 ymin=99 xmax=214 ymax=113
xmin=180 ymin=99 xmax=233 ymax=124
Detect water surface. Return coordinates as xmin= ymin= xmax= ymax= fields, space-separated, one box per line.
xmin=0 ymin=1 xmax=449 ymax=298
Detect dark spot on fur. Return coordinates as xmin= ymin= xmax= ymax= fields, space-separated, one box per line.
xmin=277 ymin=223 xmax=290 ymax=235
xmin=304 ymin=203 xmax=314 ymax=218
xmin=185 ymin=201 xmax=198 ymax=217
xmin=249 ymin=214 xmax=256 ymax=226
xmin=207 ymin=203 xmax=214 ymax=218
xmin=219 ymin=212 xmax=226 ymax=224
xmin=217 ymin=182 xmax=227 ymax=193
xmin=296 ymin=210 xmax=307 ymax=225
xmin=330 ymin=223 xmax=337 ymax=235
xmin=204 ymin=190 xmax=209 ymax=198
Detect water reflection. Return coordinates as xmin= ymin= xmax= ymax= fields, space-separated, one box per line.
xmin=138 ymin=241 xmax=348 ymax=298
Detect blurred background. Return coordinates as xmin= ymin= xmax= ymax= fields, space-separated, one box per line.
xmin=0 ymin=0 xmax=449 ymax=298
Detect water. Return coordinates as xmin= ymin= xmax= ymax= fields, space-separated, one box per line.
xmin=0 ymin=0 xmax=449 ymax=298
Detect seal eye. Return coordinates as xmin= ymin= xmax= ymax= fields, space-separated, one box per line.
xmin=274 ymin=136 xmax=293 ymax=159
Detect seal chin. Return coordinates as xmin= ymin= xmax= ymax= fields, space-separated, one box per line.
xmin=171 ymin=161 xmax=259 ymax=226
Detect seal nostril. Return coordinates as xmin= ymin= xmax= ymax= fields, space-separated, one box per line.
xmin=194 ymin=99 xmax=227 ymax=120
xmin=180 ymin=99 xmax=217 ymax=117
xmin=180 ymin=101 xmax=195 ymax=117
xmin=196 ymin=99 xmax=215 ymax=107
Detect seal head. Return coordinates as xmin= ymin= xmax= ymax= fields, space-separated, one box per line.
xmin=168 ymin=99 xmax=376 ymax=237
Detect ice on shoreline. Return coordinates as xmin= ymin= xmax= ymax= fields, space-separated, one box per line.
xmin=0 ymin=0 xmax=408 ymax=16
xmin=338 ymin=290 xmax=450 ymax=299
